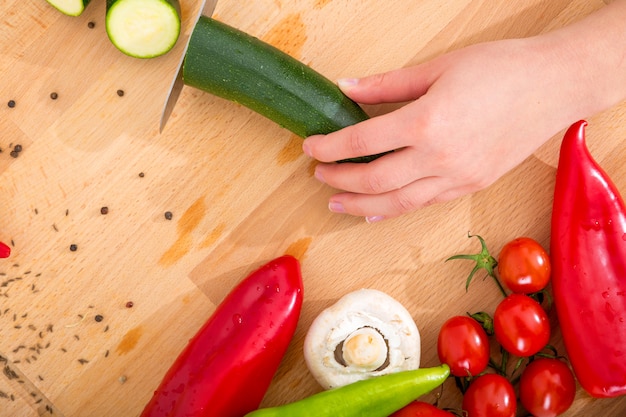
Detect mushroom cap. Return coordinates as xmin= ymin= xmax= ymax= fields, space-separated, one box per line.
xmin=303 ymin=288 xmax=421 ymax=389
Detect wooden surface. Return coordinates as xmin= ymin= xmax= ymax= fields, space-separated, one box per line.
xmin=1 ymin=0 xmax=626 ymax=416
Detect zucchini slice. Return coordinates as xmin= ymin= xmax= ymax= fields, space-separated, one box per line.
xmin=183 ymin=16 xmax=385 ymax=163
xmin=46 ymin=0 xmax=92 ymax=16
xmin=106 ymin=0 xmax=181 ymax=59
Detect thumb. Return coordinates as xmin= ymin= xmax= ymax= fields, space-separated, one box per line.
xmin=337 ymin=61 xmax=442 ymax=105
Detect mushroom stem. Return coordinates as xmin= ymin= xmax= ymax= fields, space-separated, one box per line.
xmin=341 ymin=327 xmax=388 ymax=372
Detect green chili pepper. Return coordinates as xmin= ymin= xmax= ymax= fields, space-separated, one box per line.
xmin=244 ymin=365 xmax=450 ymax=417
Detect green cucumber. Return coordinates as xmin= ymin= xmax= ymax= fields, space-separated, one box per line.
xmin=46 ymin=0 xmax=92 ymax=16
xmin=106 ymin=0 xmax=181 ymax=59
xmin=183 ymin=16 xmax=384 ymax=163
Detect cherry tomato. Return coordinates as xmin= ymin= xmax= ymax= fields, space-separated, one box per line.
xmin=437 ymin=316 xmax=490 ymax=377
xmin=498 ymin=237 xmax=551 ymax=293
xmin=519 ymin=358 xmax=576 ymax=417
xmin=390 ymin=401 xmax=454 ymax=417
xmin=494 ymin=293 xmax=550 ymax=356
xmin=462 ymin=373 xmax=516 ymax=417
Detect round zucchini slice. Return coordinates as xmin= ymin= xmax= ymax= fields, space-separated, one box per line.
xmin=106 ymin=0 xmax=181 ymax=59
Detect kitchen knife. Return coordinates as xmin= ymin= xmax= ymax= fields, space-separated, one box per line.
xmin=160 ymin=0 xmax=219 ymax=133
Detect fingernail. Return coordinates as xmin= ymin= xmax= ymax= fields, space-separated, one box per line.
xmin=337 ymin=78 xmax=359 ymax=89
xmin=328 ymin=201 xmax=345 ymax=213
xmin=302 ymin=141 xmax=312 ymax=157
xmin=365 ymin=215 xmax=384 ymax=224
xmin=314 ymin=167 xmax=325 ymax=183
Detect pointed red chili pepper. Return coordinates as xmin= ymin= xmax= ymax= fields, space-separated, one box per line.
xmin=141 ymin=255 xmax=304 ymax=416
xmin=0 ymin=241 xmax=10 ymax=258
xmin=551 ymin=120 xmax=626 ymax=398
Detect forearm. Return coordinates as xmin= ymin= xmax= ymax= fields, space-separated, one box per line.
xmin=541 ymin=0 xmax=626 ymax=120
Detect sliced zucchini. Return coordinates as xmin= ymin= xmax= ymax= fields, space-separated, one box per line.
xmin=183 ymin=16 xmax=385 ymax=163
xmin=46 ymin=0 xmax=92 ymax=16
xmin=106 ymin=0 xmax=181 ymax=59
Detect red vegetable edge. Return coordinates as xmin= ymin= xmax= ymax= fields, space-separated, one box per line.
xmin=390 ymin=401 xmax=455 ymax=416
xmin=551 ymin=120 xmax=626 ymax=397
xmin=140 ymin=255 xmax=304 ymax=417
xmin=0 ymin=241 xmax=10 ymax=258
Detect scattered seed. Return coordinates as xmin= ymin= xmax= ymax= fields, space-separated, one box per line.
xmin=118 ymin=375 xmax=127 ymax=384
xmin=50 ymin=92 xmax=58 ymax=100
xmin=69 ymin=244 xmax=77 ymax=252
xmin=164 ymin=211 xmax=173 ymax=220
xmin=138 ymin=172 xmax=145 ymax=178
xmin=87 ymin=21 xmax=95 ymax=29
xmin=7 ymin=100 xmax=15 ymax=108
xmin=10 ymin=150 xmax=19 ymax=158
xmin=100 ymin=206 xmax=109 ymax=215
xmin=78 ymin=358 xmax=89 ymax=365
xmin=94 ymin=314 xmax=103 ymax=322
xmin=116 ymin=89 xmax=125 ymax=97
xmin=125 ymin=301 xmax=134 ymax=308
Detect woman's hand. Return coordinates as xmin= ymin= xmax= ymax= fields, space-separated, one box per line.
xmin=302 ymin=0 xmax=626 ymax=222
xmin=303 ymin=37 xmax=580 ymax=222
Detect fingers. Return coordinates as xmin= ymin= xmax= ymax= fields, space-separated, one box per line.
xmin=337 ymin=62 xmax=442 ymax=105
xmin=304 ymin=104 xmax=416 ymax=162
xmin=326 ymin=179 xmax=474 ymax=223
xmin=314 ymin=148 xmax=423 ymax=195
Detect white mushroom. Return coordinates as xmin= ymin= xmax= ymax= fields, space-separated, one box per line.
xmin=303 ymin=288 xmax=421 ymax=389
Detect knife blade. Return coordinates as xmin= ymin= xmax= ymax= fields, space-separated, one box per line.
xmin=1 ymin=352 xmax=65 ymax=416
xmin=159 ymin=0 xmax=219 ymax=133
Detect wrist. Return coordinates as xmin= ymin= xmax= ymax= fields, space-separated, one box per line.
xmin=540 ymin=1 xmax=626 ymax=119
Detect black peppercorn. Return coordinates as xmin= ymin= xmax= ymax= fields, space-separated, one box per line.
xmin=164 ymin=211 xmax=173 ymax=220
xmin=94 ymin=315 xmax=103 ymax=322
xmin=69 ymin=244 xmax=77 ymax=251
xmin=138 ymin=172 xmax=145 ymax=178
xmin=50 ymin=92 xmax=58 ymax=100
xmin=13 ymin=144 xmax=22 ymax=152
xmin=116 ymin=89 xmax=125 ymax=97
xmin=88 ymin=21 xmax=95 ymax=29
xmin=100 ymin=206 xmax=109 ymax=215
xmin=7 ymin=100 xmax=15 ymax=108
xmin=125 ymin=301 xmax=134 ymax=308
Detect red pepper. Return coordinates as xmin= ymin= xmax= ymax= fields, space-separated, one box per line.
xmin=551 ymin=120 xmax=626 ymax=398
xmin=0 ymin=241 xmax=10 ymax=258
xmin=140 ymin=255 xmax=304 ymax=416
xmin=389 ymin=401 xmax=455 ymax=416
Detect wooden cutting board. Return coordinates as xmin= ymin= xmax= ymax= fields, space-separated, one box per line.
xmin=1 ymin=0 xmax=625 ymax=415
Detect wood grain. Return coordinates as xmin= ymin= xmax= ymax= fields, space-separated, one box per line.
xmin=1 ymin=0 xmax=625 ymax=416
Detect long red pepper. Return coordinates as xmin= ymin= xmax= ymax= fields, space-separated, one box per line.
xmin=141 ymin=255 xmax=304 ymax=416
xmin=551 ymin=120 xmax=626 ymax=398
